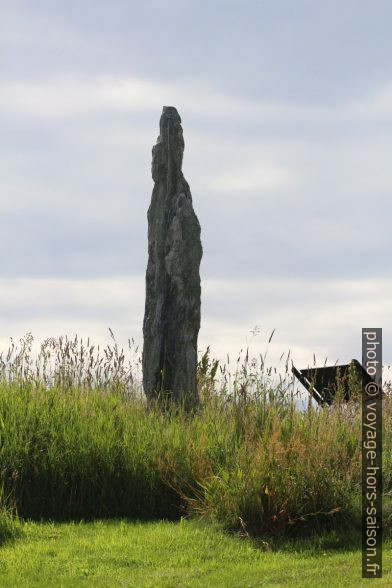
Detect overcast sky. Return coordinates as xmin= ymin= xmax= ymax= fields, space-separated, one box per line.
xmin=1 ymin=0 xmax=391 ymax=380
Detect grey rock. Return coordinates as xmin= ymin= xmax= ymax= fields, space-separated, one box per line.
xmin=142 ymin=106 xmax=202 ymax=405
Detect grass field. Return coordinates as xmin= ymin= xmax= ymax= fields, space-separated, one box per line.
xmin=0 ymin=335 xmax=390 ymax=586
xmin=1 ymin=519 xmax=391 ymax=587
xmin=2 ymin=336 xmax=390 ymax=535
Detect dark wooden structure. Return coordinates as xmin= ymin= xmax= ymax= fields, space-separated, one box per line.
xmin=292 ymin=359 xmax=380 ymax=405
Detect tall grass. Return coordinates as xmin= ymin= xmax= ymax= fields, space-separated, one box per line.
xmin=0 ymin=333 xmax=390 ymax=537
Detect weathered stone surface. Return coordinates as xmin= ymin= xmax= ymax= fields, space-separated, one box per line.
xmin=142 ymin=106 xmax=202 ymax=405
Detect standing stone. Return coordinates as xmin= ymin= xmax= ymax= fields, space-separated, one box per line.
xmin=142 ymin=106 xmax=202 ymax=405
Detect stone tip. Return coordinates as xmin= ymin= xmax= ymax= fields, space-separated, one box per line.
xmin=162 ymin=106 xmax=181 ymax=123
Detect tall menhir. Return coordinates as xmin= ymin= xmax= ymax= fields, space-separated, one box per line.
xmin=142 ymin=107 xmax=202 ymax=405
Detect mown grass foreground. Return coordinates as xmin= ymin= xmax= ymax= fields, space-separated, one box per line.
xmin=1 ymin=519 xmax=392 ymax=587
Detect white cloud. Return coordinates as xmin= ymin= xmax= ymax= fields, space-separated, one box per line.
xmin=2 ymin=1 xmax=392 ymax=405
xmin=5 ymin=73 xmax=390 ymax=125
xmin=350 ymin=81 xmax=392 ymax=118
xmin=210 ymin=163 xmax=294 ymax=192
xmin=1 ymin=276 xmax=391 ymax=377
xmin=201 ymin=277 xmax=392 ymax=365
xmin=0 ymin=75 xmax=268 ymax=121
xmin=0 ymin=276 xmax=144 ymax=350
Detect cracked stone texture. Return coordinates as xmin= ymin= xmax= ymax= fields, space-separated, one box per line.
xmin=142 ymin=106 xmax=202 ymax=405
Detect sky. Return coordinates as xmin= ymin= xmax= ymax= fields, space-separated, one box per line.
xmin=1 ymin=0 xmax=392 ymax=384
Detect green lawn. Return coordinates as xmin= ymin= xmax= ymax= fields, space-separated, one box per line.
xmin=0 ymin=520 xmax=390 ymax=587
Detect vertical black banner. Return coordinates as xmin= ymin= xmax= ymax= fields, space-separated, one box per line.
xmin=362 ymin=328 xmax=382 ymax=578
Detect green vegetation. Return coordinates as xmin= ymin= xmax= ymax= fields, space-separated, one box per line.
xmin=0 ymin=508 xmax=20 ymax=547
xmin=1 ymin=519 xmax=391 ymax=587
xmin=0 ymin=333 xmax=391 ymax=585
xmin=0 ymin=333 xmax=390 ymax=538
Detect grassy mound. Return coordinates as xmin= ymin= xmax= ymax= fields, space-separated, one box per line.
xmin=0 ymin=335 xmax=390 ymax=537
